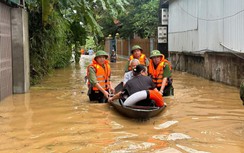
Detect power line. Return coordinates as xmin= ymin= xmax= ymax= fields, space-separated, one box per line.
xmin=177 ymin=1 xmax=244 ymax=21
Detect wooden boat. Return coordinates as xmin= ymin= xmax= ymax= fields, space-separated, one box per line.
xmin=110 ymin=99 xmax=166 ymax=119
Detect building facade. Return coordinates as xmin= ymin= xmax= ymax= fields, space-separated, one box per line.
xmin=166 ymin=0 xmax=244 ymax=87
xmin=0 ymin=1 xmax=29 ymax=101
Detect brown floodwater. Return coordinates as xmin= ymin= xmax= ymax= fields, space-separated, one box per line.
xmin=0 ymin=55 xmax=243 ymax=153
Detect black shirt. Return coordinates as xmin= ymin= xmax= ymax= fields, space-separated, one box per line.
xmin=123 ymin=75 xmax=156 ymax=96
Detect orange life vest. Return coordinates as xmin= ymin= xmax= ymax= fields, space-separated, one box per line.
xmin=87 ymin=59 xmax=111 ymax=91
xmin=148 ymin=59 xmax=165 ymax=87
xmin=128 ymin=54 xmax=147 ymax=71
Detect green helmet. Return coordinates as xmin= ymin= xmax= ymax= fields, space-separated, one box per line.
xmin=95 ymin=50 xmax=108 ymax=58
xmin=150 ymin=50 xmax=163 ymax=58
xmin=131 ymin=45 xmax=143 ymax=54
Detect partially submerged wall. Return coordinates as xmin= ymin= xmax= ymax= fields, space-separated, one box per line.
xmin=170 ymin=51 xmax=244 ymax=87
xmin=11 ymin=8 xmax=30 ymax=94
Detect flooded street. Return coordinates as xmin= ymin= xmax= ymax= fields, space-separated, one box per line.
xmin=0 ymin=55 xmax=243 ymax=153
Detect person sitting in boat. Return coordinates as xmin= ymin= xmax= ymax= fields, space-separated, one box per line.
xmin=86 ymin=50 xmax=114 ymax=103
xmin=108 ymin=64 xmax=164 ymax=107
xmin=123 ymin=59 xmax=140 ymax=85
xmin=124 ymin=45 xmax=149 ymax=72
xmin=148 ymin=50 xmax=174 ymax=96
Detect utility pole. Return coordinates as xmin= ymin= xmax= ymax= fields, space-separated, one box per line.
xmin=158 ymin=0 xmax=169 ymax=58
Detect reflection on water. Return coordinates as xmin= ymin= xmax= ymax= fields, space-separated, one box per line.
xmin=0 ymin=55 xmax=243 ymax=153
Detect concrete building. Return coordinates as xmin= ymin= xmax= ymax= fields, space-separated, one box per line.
xmin=160 ymin=0 xmax=244 ymax=87
xmin=0 ymin=0 xmax=29 ymax=101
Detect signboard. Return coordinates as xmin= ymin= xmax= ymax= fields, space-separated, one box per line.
xmin=161 ymin=8 xmax=168 ymax=25
xmin=158 ymin=26 xmax=167 ymax=43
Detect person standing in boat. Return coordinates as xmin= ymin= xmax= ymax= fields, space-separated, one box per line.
xmin=124 ymin=45 xmax=149 ymax=72
xmin=86 ymin=50 xmax=114 ymax=103
xmin=148 ymin=50 xmax=174 ymax=96
xmin=109 ymin=64 xmax=164 ymax=107
xmin=123 ymin=59 xmax=140 ymax=85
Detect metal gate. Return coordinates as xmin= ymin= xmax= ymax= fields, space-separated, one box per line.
xmin=0 ymin=3 xmax=12 ymax=100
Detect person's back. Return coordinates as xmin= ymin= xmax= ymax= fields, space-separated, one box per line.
xmin=124 ymin=75 xmax=155 ymax=96
xmin=108 ymin=64 xmax=163 ymax=107
xmin=88 ymin=48 xmax=94 ymax=55
xmin=122 ymin=64 xmax=163 ymax=107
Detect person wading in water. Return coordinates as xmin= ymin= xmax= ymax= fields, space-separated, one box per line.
xmin=86 ymin=50 xmax=114 ymax=103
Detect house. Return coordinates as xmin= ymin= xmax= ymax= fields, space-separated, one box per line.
xmin=162 ymin=0 xmax=244 ymax=87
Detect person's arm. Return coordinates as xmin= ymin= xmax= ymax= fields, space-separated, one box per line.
xmin=159 ymin=64 xmax=171 ymax=93
xmin=108 ymin=91 xmax=122 ymax=103
xmin=94 ymin=83 xmax=109 ymax=99
xmin=107 ymin=63 xmax=115 ymax=93
xmin=108 ymin=80 xmax=115 ymax=94
xmin=123 ymin=72 xmax=131 ymax=86
xmin=145 ymin=58 xmax=149 ymax=67
xmin=88 ymin=66 xmax=97 ymax=85
xmin=159 ymin=78 xmax=168 ymax=94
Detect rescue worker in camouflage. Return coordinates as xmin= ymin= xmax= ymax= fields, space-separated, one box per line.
xmin=86 ymin=50 xmax=114 ymax=103
xmin=148 ymin=50 xmax=174 ymax=96
xmin=124 ymin=45 xmax=149 ymax=72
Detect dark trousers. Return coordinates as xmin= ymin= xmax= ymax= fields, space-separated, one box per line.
xmin=88 ymin=89 xmax=108 ymax=103
xmin=157 ymin=84 xmax=174 ymax=96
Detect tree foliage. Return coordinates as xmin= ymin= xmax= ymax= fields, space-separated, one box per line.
xmin=100 ymin=0 xmax=160 ymax=39
xmin=25 ymin=0 xmax=129 ymax=84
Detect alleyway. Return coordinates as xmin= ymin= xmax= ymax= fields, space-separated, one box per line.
xmin=0 ymin=55 xmax=243 ymax=153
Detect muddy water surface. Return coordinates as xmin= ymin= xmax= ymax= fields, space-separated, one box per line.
xmin=0 ymin=55 xmax=243 ymax=153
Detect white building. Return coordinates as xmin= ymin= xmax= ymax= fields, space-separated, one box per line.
xmin=165 ymin=0 xmax=244 ymax=86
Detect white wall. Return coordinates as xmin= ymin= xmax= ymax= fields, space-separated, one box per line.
xmin=168 ymin=0 xmax=244 ymax=53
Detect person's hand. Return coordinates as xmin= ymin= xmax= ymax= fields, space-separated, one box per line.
xmin=104 ymin=91 xmax=109 ymax=99
xmin=160 ymin=90 xmax=164 ymax=95
xmin=108 ymin=97 xmax=113 ymax=103
xmin=109 ymin=88 xmax=115 ymax=94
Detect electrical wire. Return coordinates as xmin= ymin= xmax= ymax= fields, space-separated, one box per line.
xmin=177 ymin=1 xmax=244 ymax=21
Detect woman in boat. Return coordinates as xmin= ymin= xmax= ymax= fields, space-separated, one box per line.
xmin=86 ymin=50 xmax=114 ymax=103
xmin=109 ymin=64 xmax=164 ymax=107
xmin=148 ymin=50 xmax=174 ymax=96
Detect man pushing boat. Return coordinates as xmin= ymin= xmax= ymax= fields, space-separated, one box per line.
xmin=86 ymin=50 xmax=114 ymax=103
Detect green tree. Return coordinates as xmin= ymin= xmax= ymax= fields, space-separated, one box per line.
xmin=100 ymin=0 xmax=159 ymax=39
xmin=26 ymin=0 xmax=129 ymax=84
